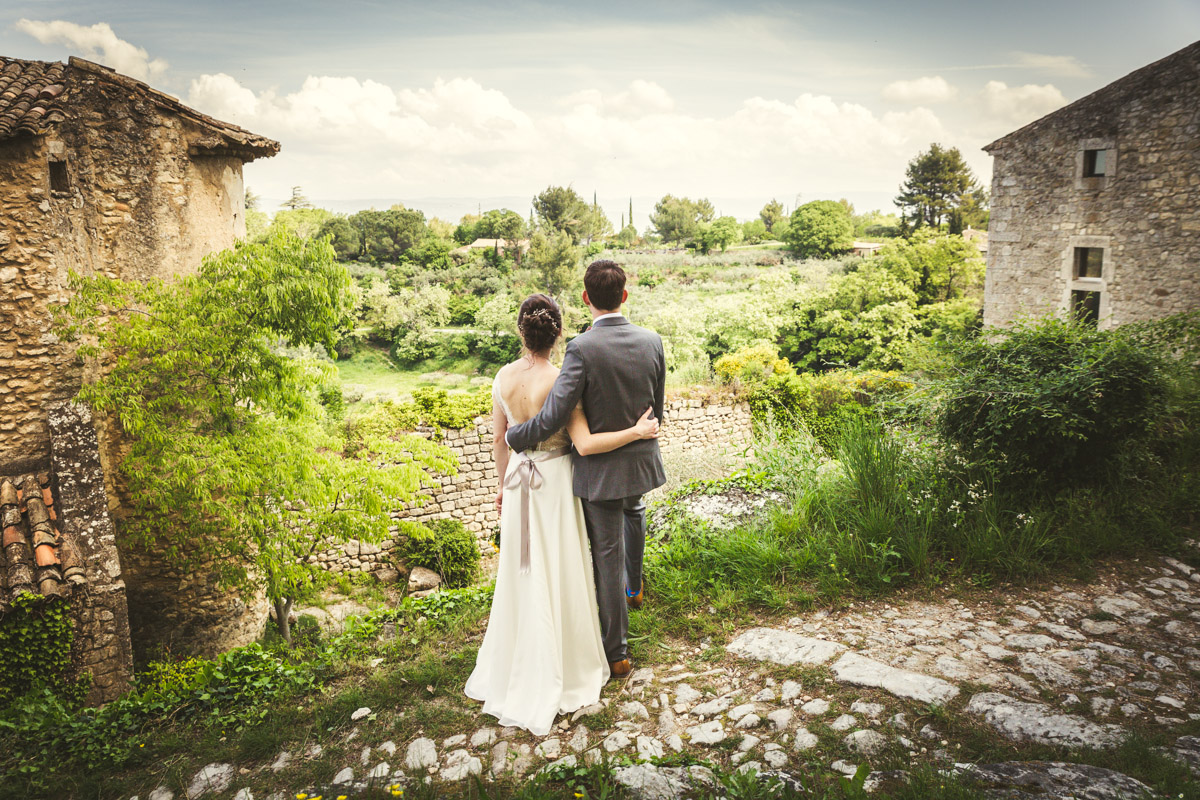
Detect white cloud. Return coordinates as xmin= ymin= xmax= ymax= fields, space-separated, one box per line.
xmin=187 ymin=71 xmax=948 ymax=202
xmin=980 ymin=80 xmax=1068 ymax=126
xmin=13 ymin=19 xmax=168 ymax=81
xmin=1012 ymin=51 xmax=1092 ymax=78
xmin=882 ymin=76 xmax=957 ymax=104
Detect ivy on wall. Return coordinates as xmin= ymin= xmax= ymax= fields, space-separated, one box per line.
xmin=0 ymin=593 xmax=76 ymax=708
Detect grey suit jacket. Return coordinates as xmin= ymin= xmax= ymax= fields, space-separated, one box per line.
xmin=505 ymin=316 xmax=667 ymax=502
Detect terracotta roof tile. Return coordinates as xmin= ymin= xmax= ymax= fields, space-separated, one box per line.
xmin=0 ymin=58 xmax=67 ymax=139
xmin=0 ymin=55 xmax=279 ymax=161
xmin=0 ymin=473 xmax=74 ymax=599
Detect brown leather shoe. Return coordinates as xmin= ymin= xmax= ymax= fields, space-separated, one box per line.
xmin=626 ymin=579 xmax=644 ymax=610
xmin=609 ymin=659 xmax=632 ymax=680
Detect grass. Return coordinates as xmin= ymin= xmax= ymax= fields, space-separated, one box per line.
xmin=336 ymin=344 xmax=494 ymax=408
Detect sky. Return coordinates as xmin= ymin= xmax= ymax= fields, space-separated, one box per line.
xmin=2 ymin=1 xmax=1197 ymax=227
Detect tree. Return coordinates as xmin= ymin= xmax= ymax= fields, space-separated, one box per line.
xmin=760 ymin=199 xmax=785 ymax=232
xmin=317 ymin=216 xmax=362 ymax=260
xmin=783 ymin=200 xmax=854 ymax=258
xmin=244 ymin=187 xmax=261 ymax=211
xmin=454 ymin=213 xmax=481 ymax=245
xmin=533 ymin=186 xmax=590 ymax=244
xmin=742 ymin=219 xmax=768 ymax=244
xmin=280 ymin=185 xmax=313 ymax=210
xmin=267 ymin=208 xmax=334 ymax=241
xmin=354 ymin=207 xmax=429 ymax=261
xmin=528 ymin=229 xmax=580 ymax=300
xmin=697 ymin=216 xmax=743 ymax=253
xmin=895 ymin=143 xmax=981 ymax=230
xmin=57 ymin=232 xmax=454 ymax=646
xmin=649 ymin=195 xmax=715 ymax=246
xmin=874 ymin=229 xmax=985 ymax=305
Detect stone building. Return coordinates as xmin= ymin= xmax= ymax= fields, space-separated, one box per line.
xmin=982 ymin=39 xmax=1200 ymax=329
xmin=0 ymin=55 xmax=278 ymax=694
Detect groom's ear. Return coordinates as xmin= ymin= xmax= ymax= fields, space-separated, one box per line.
xmin=582 ymin=290 xmax=591 ymax=308
xmin=621 ymin=289 xmax=629 ymax=305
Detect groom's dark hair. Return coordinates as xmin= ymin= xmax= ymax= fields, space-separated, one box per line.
xmin=584 ymin=260 xmax=626 ymax=312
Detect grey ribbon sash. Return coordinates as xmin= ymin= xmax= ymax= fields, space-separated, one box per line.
xmin=504 ymin=446 xmax=571 ymax=574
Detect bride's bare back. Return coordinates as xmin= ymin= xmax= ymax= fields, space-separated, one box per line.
xmin=496 ymin=358 xmax=560 ymax=425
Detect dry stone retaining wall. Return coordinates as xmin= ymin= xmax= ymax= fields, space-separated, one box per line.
xmin=311 ymin=394 xmax=753 ymax=576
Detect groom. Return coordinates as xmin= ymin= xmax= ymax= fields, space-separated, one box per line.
xmin=505 ymin=260 xmax=666 ymax=678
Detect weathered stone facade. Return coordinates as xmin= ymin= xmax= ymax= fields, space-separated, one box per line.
xmin=1 ymin=55 xmax=278 ymax=669
xmin=310 ymin=394 xmax=754 ymax=576
xmin=982 ymin=39 xmax=1200 ymax=329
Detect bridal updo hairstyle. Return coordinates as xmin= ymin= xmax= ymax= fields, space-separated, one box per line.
xmin=518 ymin=294 xmax=562 ymax=354
xmin=584 ymin=260 xmax=626 ymax=312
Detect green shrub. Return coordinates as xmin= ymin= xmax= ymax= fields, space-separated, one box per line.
xmin=938 ymin=316 xmax=1170 ymax=492
xmin=0 ymin=594 xmax=77 ymax=710
xmin=344 ymin=386 xmax=491 ymax=454
xmin=403 ymin=519 xmax=481 ymax=588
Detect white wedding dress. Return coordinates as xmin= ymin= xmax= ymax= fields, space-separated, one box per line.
xmin=463 ymin=381 xmax=608 ymax=736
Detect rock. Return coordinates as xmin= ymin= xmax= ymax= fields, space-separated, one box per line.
xmin=831 ymin=759 xmax=859 ymax=776
xmin=148 ymin=789 xmax=174 ymax=800
xmin=1170 ymin=735 xmax=1200 ymax=775
xmin=766 ymin=708 xmax=794 ymax=731
xmin=351 ymin=706 xmax=372 ymax=721
xmin=727 ymin=627 xmax=846 ymax=666
xmin=763 ymin=748 xmax=789 ymax=769
xmin=405 ymin=737 xmax=438 ymax=770
xmin=603 ymin=731 xmax=632 ymax=752
xmin=233 ymin=790 xmax=253 ymax=800
xmin=408 ymin=566 xmax=442 ymax=593
xmin=691 ymin=697 xmax=731 ymax=717
xmin=801 ymin=698 xmax=830 ymax=715
xmin=332 ymin=767 xmax=354 ymax=785
xmin=188 ymin=763 xmax=234 ymax=797
xmin=613 ymin=764 xmax=715 ymax=800
xmin=831 ymin=652 xmax=960 ymax=705
xmin=673 ymin=684 xmax=702 ymax=707
xmin=666 ymin=734 xmax=684 ymax=752
xmin=368 ymin=761 xmax=390 ymax=780
xmin=1004 ymin=633 xmax=1057 ymax=650
xmin=620 ymin=700 xmax=650 ymax=720
xmin=657 ymin=708 xmax=679 ymax=737
xmin=470 ymin=728 xmax=497 ymax=748
xmin=1038 ymin=622 xmax=1085 ymax=641
xmin=966 ymin=693 xmax=1125 ymax=749
xmin=1018 ymin=652 xmax=1089 ymax=687
xmin=735 ymin=714 xmax=762 ymax=729
xmin=270 ymin=750 xmax=291 ymax=773
xmin=568 ymin=726 xmax=589 ymax=752
xmin=572 ymin=701 xmax=606 ymax=722
xmin=374 ymin=567 xmax=402 ymax=584
xmin=1082 ymin=619 xmax=1122 ymax=635
xmin=739 ymin=734 xmax=760 ymax=751
xmin=753 ymin=687 xmax=777 ymax=702
xmin=844 ymin=729 xmax=889 ymax=756
xmin=781 ymin=680 xmax=803 ymax=702
xmin=981 ymin=644 xmax=1018 ymax=659
xmin=793 ymin=727 xmax=819 ymax=751
xmin=957 ymin=761 xmax=1156 ymax=799
xmin=729 ymin=702 xmax=758 ymax=722
xmin=850 ymin=701 xmax=885 ymax=718
xmin=1157 ymin=695 xmax=1185 ymax=709
xmin=535 ymin=738 xmax=561 ymax=759
xmin=444 ymin=734 xmax=467 ymax=748
xmin=687 ymin=720 xmax=726 ymax=745
xmin=830 ymin=714 xmax=857 ymax=732
xmin=935 ymin=655 xmax=970 ymax=679
xmin=442 ymin=749 xmax=482 ymax=781
xmin=637 ymin=735 xmax=665 ymax=760
xmin=628 ymin=668 xmax=655 ymax=688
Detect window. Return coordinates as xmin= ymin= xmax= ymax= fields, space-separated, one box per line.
xmin=49 ymin=160 xmax=69 ymax=193
xmin=1072 ymin=290 xmax=1101 ymax=327
xmin=1074 ymin=247 xmax=1103 ymax=279
xmin=1083 ymin=149 xmax=1107 ymax=177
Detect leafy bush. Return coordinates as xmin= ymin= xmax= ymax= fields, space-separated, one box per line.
xmin=0 ymin=595 xmax=77 ymax=709
xmin=937 ymin=316 xmax=1170 ymax=492
xmin=714 ymin=342 xmax=792 ymax=385
xmin=403 ymin=519 xmax=481 ymax=588
xmin=344 ymin=387 xmax=491 ymax=454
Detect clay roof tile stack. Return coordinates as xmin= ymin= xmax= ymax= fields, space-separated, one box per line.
xmin=0 ymin=57 xmax=68 ymax=139
xmin=0 ymin=473 xmax=73 ymax=606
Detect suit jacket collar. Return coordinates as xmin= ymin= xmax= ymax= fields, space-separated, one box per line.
xmin=591 ymin=315 xmax=629 ymax=328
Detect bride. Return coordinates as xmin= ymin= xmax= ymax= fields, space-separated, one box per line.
xmin=464 ymin=293 xmax=659 ymax=735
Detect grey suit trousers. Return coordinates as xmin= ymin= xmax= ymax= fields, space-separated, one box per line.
xmin=583 ymin=495 xmax=646 ymax=663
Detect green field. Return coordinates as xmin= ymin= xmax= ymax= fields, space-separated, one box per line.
xmin=335 ymin=344 xmax=495 ymax=408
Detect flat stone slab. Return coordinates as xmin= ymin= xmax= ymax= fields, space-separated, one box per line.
xmin=613 ymin=765 xmax=715 ymax=800
xmin=956 ymin=761 xmax=1155 ymax=799
xmin=728 ymin=628 xmax=847 ymax=666
xmin=830 ymin=652 xmax=960 ymax=705
xmin=966 ymin=693 xmax=1125 ymax=749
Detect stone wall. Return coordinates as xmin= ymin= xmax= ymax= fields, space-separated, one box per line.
xmin=311 ymin=394 xmax=754 ymax=576
xmin=982 ymin=41 xmax=1200 ymax=330
xmin=47 ymin=402 xmax=133 ymax=704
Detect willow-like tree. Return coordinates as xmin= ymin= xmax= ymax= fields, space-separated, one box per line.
xmin=57 ymin=233 xmax=454 ymax=646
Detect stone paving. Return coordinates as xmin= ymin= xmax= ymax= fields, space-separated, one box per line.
xmin=144 ymin=550 xmax=1200 ymax=799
